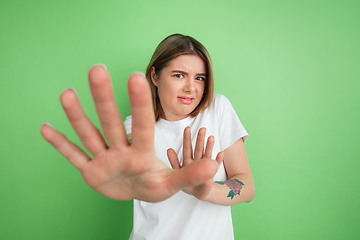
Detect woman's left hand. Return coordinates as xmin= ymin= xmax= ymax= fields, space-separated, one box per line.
xmin=167 ymin=127 xmax=224 ymax=200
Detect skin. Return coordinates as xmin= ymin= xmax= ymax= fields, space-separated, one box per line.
xmin=167 ymin=127 xmax=224 ymax=200
xmin=40 ymin=65 xmax=220 ymax=202
xmin=151 ymin=54 xmax=206 ymax=121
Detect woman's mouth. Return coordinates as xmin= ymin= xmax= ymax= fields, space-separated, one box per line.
xmin=178 ymin=97 xmax=194 ymax=104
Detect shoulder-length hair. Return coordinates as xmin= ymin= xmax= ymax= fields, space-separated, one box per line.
xmin=145 ymin=34 xmax=214 ymax=122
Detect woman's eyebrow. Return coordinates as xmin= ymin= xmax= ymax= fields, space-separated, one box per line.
xmin=171 ymin=70 xmax=188 ymax=75
xmin=171 ymin=70 xmax=207 ymax=76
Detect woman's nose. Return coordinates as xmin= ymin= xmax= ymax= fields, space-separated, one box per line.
xmin=184 ymin=79 xmax=195 ymax=93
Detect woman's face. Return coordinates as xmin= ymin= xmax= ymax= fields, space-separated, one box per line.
xmin=152 ymin=54 xmax=206 ymax=121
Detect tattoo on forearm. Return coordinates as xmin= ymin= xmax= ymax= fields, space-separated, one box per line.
xmin=215 ymin=179 xmax=244 ymax=200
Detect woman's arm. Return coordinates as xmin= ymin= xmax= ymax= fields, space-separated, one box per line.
xmin=168 ymin=128 xmax=255 ymax=205
xmin=205 ymin=138 xmax=255 ymax=206
xmin=204 ymin=95 xmax=254 ymax=205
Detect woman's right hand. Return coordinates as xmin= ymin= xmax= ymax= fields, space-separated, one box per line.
xmin=40 ymin=65 xmax=219 ymax=202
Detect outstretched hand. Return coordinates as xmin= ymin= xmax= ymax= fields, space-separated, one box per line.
xmin=40 ymin=65 xmax=219 ymax=202
xmin=167 ymin=127 xmax=224 ymax=200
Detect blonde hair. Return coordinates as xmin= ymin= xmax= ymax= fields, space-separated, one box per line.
xmin=145 ymin=34 xmax=214 ymax=121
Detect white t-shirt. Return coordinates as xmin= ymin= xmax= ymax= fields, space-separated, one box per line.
xmin=124 ymin=94 xmax=248 ymax=240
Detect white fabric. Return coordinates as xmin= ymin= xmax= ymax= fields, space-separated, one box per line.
xmin=124 ymin=94 xmax=248 ymax=240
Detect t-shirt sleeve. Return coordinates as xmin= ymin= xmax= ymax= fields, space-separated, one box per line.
xmin=215 ymin=95 xmax=249 ymax=151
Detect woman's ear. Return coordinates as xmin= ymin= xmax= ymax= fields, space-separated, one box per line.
xmin=150 ymin=66 xmax=158 ymax=87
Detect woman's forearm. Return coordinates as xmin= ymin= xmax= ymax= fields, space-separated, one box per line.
xmin=205 ymin=173 xmax=255 ymax=206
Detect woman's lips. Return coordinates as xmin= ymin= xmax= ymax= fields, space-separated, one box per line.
xmin=178 ymin=97 xmax=194 ymax=104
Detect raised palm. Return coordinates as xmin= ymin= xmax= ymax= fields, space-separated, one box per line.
xmin=167 ymin=127 xmax=224 ymax=200
xmin=40 ymin=65 xmax=219 ymax=202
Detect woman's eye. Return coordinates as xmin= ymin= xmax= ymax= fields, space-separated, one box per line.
xmin=196 ymin=76 xmax=205 ymax=81
xmin=173 ymin=74 xmax=184 ymax=79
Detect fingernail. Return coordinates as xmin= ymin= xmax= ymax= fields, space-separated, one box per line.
xmin=42 ymin=122 xmax=52 ymax=128
xmin=133 ymin=71 xmax=145 ymax=77
xmin=64 ymin=88 xmax=77 ymax=95
xmin=93 ymin=63 xmax=107 ymax=70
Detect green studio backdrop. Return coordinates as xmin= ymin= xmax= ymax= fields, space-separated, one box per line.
xmin=1 ymin=0 xmax=359 ymax=239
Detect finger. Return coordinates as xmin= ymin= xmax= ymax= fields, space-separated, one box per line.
xmin=88 ymin=65 xmax=128 ymax=147
xmin=167 ymin=159 xmax=218 ymax=191
xmin=194 ymin=128 xmax=206 ymax=160
xmin=128 ymin=73 xmax=155 ymax=152
xmin=167 ymin=148 xmax=181 ymax=169
xmin=40 ymin=123 xmax=90 ymax=172
xmin=182 ymin=127 xmax=193 ymax=166
xmin=215 ymin=151 xmax=224 ymax=166
xmin=60 ymin=88 xmax=107 ymax=156
xmin=203 ymin=135 xmax=215 ymax=159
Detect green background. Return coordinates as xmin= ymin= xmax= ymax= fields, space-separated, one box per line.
xmin=1 ymin=0 xmax=359 ymax=239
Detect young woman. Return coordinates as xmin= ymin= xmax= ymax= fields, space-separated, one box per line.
xmin=125 ymin=34 xmax=255 ymax=239
xmin=41 ymin=34 xmax=255 ymax=240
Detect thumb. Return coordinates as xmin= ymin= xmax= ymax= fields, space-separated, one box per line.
xmin=215 ymin=151 xmax=224 ymax=166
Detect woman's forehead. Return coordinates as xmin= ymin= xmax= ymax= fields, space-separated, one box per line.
xmin=166 ymin=55 xmax=206 ymax=73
